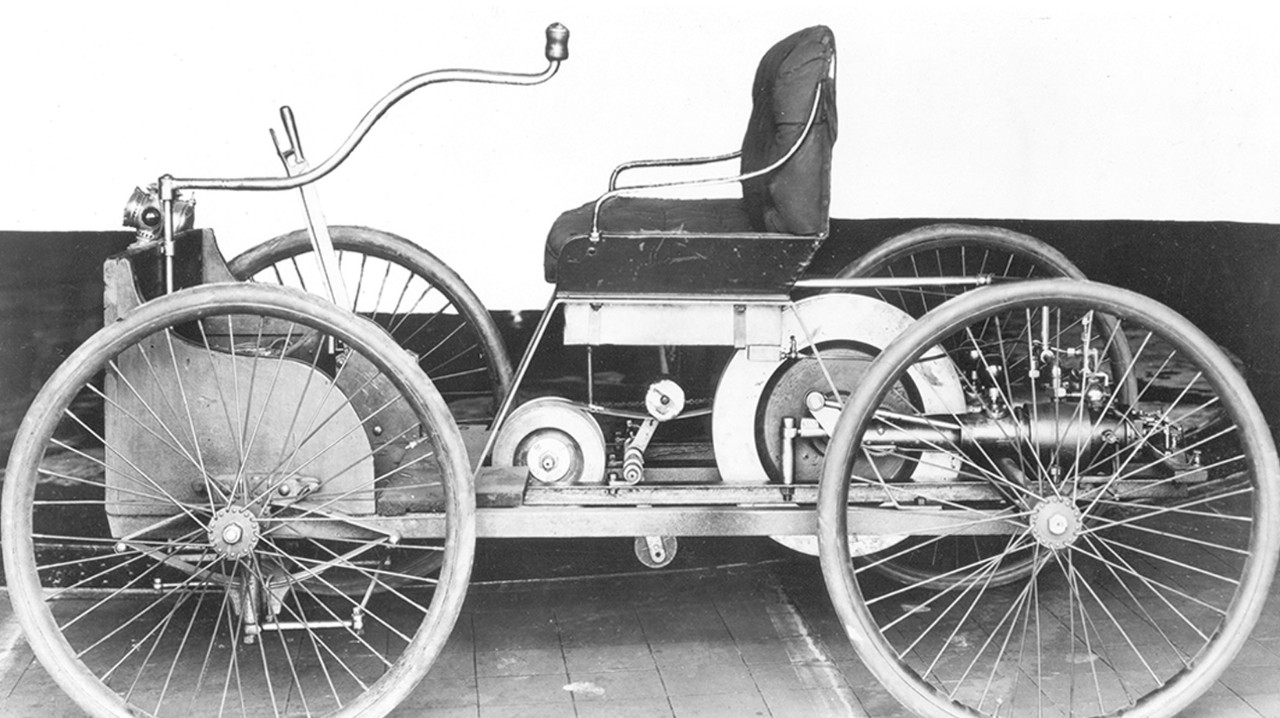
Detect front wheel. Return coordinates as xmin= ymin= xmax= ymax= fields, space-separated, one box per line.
xmin=2 ymin=283 xmax=475 ymax=718
xmin=819 ymin=279 xmax=1279 ymax=717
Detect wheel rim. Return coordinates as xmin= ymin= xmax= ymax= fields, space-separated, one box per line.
xmin=2 ymin=283 xmax=474 ymax=718
xmin=229 ymin=227 xmax=513 ymax=425
xmin=837 ymin=224 xmax=1086 ymax=319
xmin=819 ymin=279 xmax=1279 ymax=717
xmin=842 ymin=226 xmax=1140 ymax=586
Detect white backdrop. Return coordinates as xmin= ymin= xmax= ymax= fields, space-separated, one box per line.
xmin=2 ymin=2 xmax=1277 ymax=308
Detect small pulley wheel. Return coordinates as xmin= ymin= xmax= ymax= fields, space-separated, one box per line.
xmin=645 ymin=378 xmax=685 ymax=421
xmin=493 ymin=397 xmax=607 ymax=484
xmin=634 ymin=536 xmax=677 ymax=569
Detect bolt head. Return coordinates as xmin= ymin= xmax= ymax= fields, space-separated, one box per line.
xmin=1048 ymin=514 xmax=1069 ymax=535
xmin=222 ymin=524 xmax=244 ymax=544
xmin=805 ymin=391 xmax=826 ymax=412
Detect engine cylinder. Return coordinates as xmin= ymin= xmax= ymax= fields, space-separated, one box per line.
xmin=867 ymin=403 xmax=1139 ymax=458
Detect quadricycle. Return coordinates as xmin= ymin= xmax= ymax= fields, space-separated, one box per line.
xmin=4 ymin=22 xmax=1277 ymax=718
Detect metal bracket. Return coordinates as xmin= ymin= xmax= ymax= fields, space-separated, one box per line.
xmin=620 ymin=418 xmax=659 ymax=484
xmin=634 ymin=535 xmax=677 ymax=568
xmin=804 ymin=391 xmax=842 ymax=436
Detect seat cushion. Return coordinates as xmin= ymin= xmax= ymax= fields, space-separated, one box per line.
xmin=740 ymin=25 xmax=838 ymax=235
xmin=544 ymin=197 xmax=753 ymax=282
xmin=543 ymin=25 xmax=836 ymax=285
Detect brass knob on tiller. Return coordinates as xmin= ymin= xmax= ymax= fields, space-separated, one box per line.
xmin=545 ymin=23 xmax=570 ymax=62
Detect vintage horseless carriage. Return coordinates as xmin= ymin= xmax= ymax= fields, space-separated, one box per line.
xmin=3 ymin=23 xmax=1278 ymax=718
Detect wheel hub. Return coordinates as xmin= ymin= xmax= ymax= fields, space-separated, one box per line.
xmin=757 ymin=347 xmax=883 ymax=483
xmin=1030 ymin=497 xmax=1082 ymax=549
xmin=526 ymin=434 xmax=574 ymax=483
xmin=207 ymin=507 xmax=261 ymax=560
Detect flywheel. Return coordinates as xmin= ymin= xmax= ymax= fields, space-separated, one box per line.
xmin=712 ymin=293 xmax=967 ymax=485
xmin=711 ymin=294 xmax=968 ymax=557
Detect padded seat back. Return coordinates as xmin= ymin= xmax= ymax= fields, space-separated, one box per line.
xmin=544 ymin=26 xmax=838 ymax=292
xmin=740 ymin=25 xmax=838 ymax=235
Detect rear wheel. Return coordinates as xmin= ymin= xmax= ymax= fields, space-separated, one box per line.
xmin=819 ymin=279 xmax=1279 ymax=717
xmin=229 ymin=226 xmax=513 ymax=424
xmin=2 ymin=283 xmax=475 ymax=718
xmin=838 ymin=223 xmax=1086 ymax=317
xmin=843 ymin=225 xmax=1136 ymax=585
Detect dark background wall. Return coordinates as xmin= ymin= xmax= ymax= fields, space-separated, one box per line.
xmin=2 ymin=221 xmax=1277 ymax=458
xmin=0 ymin=231 xmax=135 ymax=454
xmin=818 ymin=219 xmax=1280 ymax=415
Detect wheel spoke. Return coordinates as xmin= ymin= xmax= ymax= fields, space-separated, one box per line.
xmin=4 ymin=282 xmax=471 ymax=716
xmin=44 ymin=528 xmax=209 ymax=603
xmin=228 ymin=319 xmax=296 ymax=502
xmin=819 ymin=279 xmax=1277 ymax=717
xmin=68 ymin=540 xmax=214 ymax=656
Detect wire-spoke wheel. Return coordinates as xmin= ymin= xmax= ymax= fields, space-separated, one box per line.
xmin=228 ymin=226 xmax=513 ymax=425
xmin=2 ymin=283 xmax=475 ymax=718
xmin=843 ymin=225 xmax=1137 ymax=587
xmin=818 ymin=279 xmax=1279 ymax=717
xmin=838 ymin=223 xmax=1086 ymax=317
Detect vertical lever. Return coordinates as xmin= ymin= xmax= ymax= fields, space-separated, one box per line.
xmin=278 ymin=106 xmax=304 ymax=161
xmin=271 ymin=106 xmax=350 ymax=309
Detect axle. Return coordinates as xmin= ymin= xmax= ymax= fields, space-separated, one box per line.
xmin=865 ymin=403 xmax=1143 ymax=456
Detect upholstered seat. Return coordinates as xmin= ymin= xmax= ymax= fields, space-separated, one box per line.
xmin=545 ymin=198 xmax=754 ymax=280
xmin=544 ymin=25 xmax=838 ymax=290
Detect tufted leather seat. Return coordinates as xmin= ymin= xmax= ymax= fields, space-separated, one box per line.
xmin=544 ymin=25 xmax=838 ymax=290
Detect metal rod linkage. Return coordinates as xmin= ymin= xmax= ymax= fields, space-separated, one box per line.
xmin=167 ymin=63 xmax=561 ymax=195
xmin=793 ymin=275 xmax=994 ymax=290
